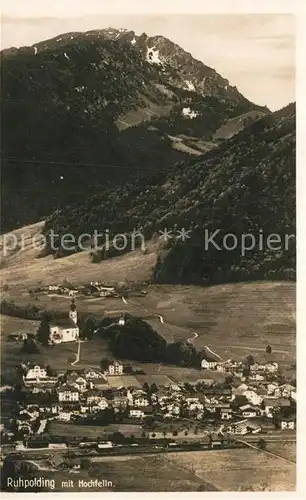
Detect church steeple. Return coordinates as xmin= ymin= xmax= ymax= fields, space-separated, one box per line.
xmin=69 ymin=298 xmax=78 ymax=325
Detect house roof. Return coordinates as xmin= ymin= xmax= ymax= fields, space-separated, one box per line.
xmin=57 ymin=384 xmax=79 ymax=392
xmin=263 ymin=397 xmax=291 ymax=407
xmin=50 ymin=318 xmax=78 ymax=328
xmin=26 ymin=363 xmax=47 ymax=370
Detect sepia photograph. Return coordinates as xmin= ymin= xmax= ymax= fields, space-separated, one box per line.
xmin=0 ymin=1 xmax=297 ymax=493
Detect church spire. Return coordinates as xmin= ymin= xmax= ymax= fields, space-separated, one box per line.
xmin=69 ymin=299 xmax=77 ymax=324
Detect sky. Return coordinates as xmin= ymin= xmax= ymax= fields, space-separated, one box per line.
xmin=1 ymin=5 xmax=295 ymax=111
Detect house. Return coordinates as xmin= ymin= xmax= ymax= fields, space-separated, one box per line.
xmin=245 ymin=420 xmax=262 ymax=434
xmin=263 ymin=398 xmax=283 ymax=418
xmin=194 ymin=378 xmax=214 ymax=387
xmin=267 ymin=383 xmax=279 ymax=395
xmin=189 ymin=402 xmax=204 ymax=412
xmin=24 ymin=364 xmax=47 ymax=381
xmin=49 ymin=300 xmax=79 ymax=343
xmin=280 ymin=417 xmax=295 ymax=430
xmin=266 ymin=362 xmax=279 ymax=373
xmin=98 ymin=286 xmax=115 ymax=297
xmin=86 ymin=391 xmax=109 ymax=410
xmin=233 ymin=384 xmax=249 ymax=396
xmin=84 ymin=369 xmax=105 ymax=380
xmin=279 ymin=384 xmax=295 ymax=398
xmin=17 ymin=421 xmax=33 ymax=434
xmin=240 ymin=404 xmax=259 ymax=418
xmin=249 ymin=374 xmax=265 ymax=382
xmin=57 ymin=384 xmax=79 ymax=402
xmin=106 ymin=361 xmax=124 ymax=376
xmin=226 ymin=420 xmax=249 ymax=435
xmin=66 ymin=373 xmax=87 ymax=392
xmin=220 ymin=408 xmax=232 ymax=420
xmin=201 ymin=359 xmax=218 ymax=370
xmin=57 ymin=411 xmax=72 ymax=422
xmin=216 ymin=364 xmax=227 ymax=373
xmin=133 ymin=396 xmax=150 ymax=407
xmin=243 ymin=390 xmax=263 ymax=406
xmin=112 ymin=395 xmax=128 ymax=409
xmin=129 ymin=409 xmax=144 ymax=419
xmin=48 ymin=285 xmax=60 ymax=292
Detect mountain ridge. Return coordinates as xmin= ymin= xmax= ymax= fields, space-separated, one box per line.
xmin=1 ymin=27 xmax=269 ymax=232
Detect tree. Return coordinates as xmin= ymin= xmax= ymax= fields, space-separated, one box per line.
xmin=224 ymin=375 xmax=233 ymax=387
xmin=246 ymin=354 xmax=255 ymax=366
xmin=80 ymin=458 xmax=90 ymax=469
xmin=266 ymin=344 xmax=272 ymax=354
xmin=151 ymin=383 xmax=158 ymax=393
xmin=82 ymin=317 xmax=96 ymax=340
xmin=46 ymin=365 xmax=54 ymax=376
xmin=21 ymin=338 xmax=39 ymax=354
xmin=36 ymin=315 xmax=51 ymax=346
xmin=142 ymin=382 xmax=150 ymax=393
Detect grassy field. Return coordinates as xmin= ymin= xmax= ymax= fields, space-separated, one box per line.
xmin=89 ymin=454 xmax=218 ymax=491
xmin=166 ymin=448 xmax=296 ymax=491
xmin=49 ymin=421 xmax=143 ymax=439
xmin=47 ymin=446 xmax=295 ymax=492
xmin=0 ymin=222 xmax=155 ymax=292
xmin=266 ymin=441 xmax=296 ymax=462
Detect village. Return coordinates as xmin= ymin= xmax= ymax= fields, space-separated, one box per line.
xmin=1 ymin=344 xmax=296 ymax=452
xmin=30 ymin=280 xmax=148 ymax=299
xmin=0 ymin=283 xmax=296 ymax=479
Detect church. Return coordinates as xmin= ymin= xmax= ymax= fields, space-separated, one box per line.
xmin=49 ymin=299 xmax=79 ymax=344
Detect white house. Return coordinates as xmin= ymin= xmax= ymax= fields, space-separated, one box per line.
xmin=266 ymin=362 xmax=279 ymax=372
xmin=49 ymin=300 xmax=79 ymax=343
xmin=57 ymin=411 xmax=72 ymax=422
xmin=226 ymin=420 xmax=249 ymax=435
xmin=107 ymin=361 xmax=123 ymax=376
xmin=86 ymin=392 xmax=109 ymax=409
xmin=57 ymin=384 xmax=79 ymax=402
xmin=279 ymin=384 xmax=295 ymax=398
xmin=267 ymin=383 xmax=279 ymax=395
xmin=281 ymin=419 xmax=295 ymax=430
xmin=24 ymin=364 xmax=47 ymax=381
xmin=98 ymin=286 xmax=115 ymax=297
xmin=134 ymin=396 xmax=150 ymax=407
xmin=250 ymin=363 xmax=266 ymax=372
xmin=220 ymin=408 xmax=232 ymax=420
xmin=243 ymin=390 xmax=263 ymax=406
xmin=66 ymin=373 xmax=87 ymax=392
xmin=201 ymin=359 xmax=218 ymax=370
xmin=129 ymin=409 xmax=144 ymax=419
xmin=240 ymin=404 xmax=259 ymax=418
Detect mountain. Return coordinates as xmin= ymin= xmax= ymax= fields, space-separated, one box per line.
xmin=1 ymin=28 xmax=268 ymax=232
xmin=42 ymin=102 xmax=295 ymax=284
